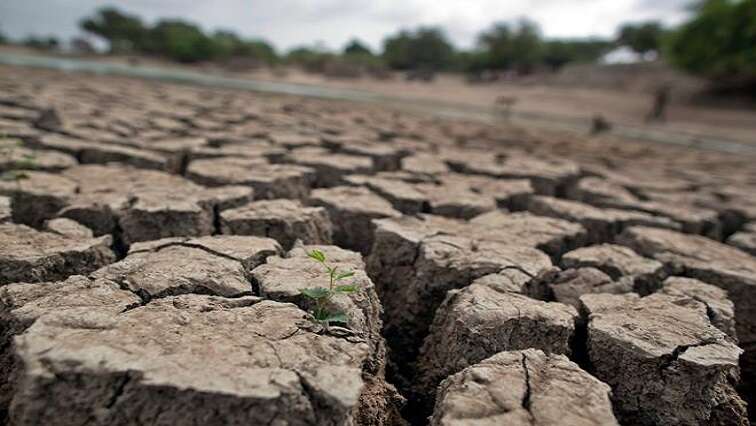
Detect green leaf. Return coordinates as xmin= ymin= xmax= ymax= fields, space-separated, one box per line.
xmin=335 ymin=271 xmax=355 ymax=281
xmin=324 ymin=312 xmax=348 ymax=324
xmin=312 ymin=308 xmax=331 ymax=321
xmin=334 ymin=284 xmax=358 ymax=294
xmin=307 ymin=249 xmax=326 ymax=263
xmin=300 ymin=287 xmax=330 ymax=300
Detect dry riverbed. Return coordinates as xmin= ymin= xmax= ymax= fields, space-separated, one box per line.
xmin=1 ymin=64 xmax=756 ymax=425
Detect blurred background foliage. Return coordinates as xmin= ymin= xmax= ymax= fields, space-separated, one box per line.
xmin=1 ymin=0 xmax=752 ymax=90
xmin=665 ymin=0 xmax=756 ymax=91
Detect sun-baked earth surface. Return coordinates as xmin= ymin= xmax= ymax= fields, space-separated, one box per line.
xmin=1 ymin=64 xmax=755 ymax=426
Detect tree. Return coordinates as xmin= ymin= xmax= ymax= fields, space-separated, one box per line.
xmin=453 ymin=50 xmax=491 ymax=72
xmin=477 ymin=23 xmax=513 ymax=70
xmin=79 ymin=6 xmax=278 ymax=65
xmin=617 ymin=21 xmax=664 ymax=54
xmin=542 ymin=39 xmax=612 ymax=70
xmin=477 ymin=19 xmax=544 ymax=73
xmin=145 ymin=20 xmax=216 ymax=62
xmin=666 ymin=0 xmax=756 ymax=86
xmin=286 ymin=46 xmax=334 ymax=73
xmin=343 ymin=39 xmax=372 ymax=56
xmin=237 ymin=40 xmax=277 ymax=64
xmin=382 ymin=27 xmax=454 ymax=71
xmin=80 ymin=7 xmax=147 ymax=53
xmin=382 ymin=31 xmax=411 ymax=69
xmin=211 ymin=30 xmax=243 ymax=59
xmin=178 ymin=30 xmax=276 ymax=65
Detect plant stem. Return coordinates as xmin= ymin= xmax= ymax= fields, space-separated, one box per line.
xmin=321 ymin=258 xmax=335 ymax=291
xmin=329 ymin=266 xmax=335 ymax=291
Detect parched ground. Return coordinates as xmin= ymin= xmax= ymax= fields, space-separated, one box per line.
xmin=1 ymin=64 xmax=756 ymax=426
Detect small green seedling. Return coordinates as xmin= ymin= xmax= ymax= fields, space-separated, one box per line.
xmin=300 ymin=249 xmax=358 ymax=328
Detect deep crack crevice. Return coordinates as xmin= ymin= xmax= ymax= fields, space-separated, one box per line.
xmin=116 ymin=281 xmax=152 ymax=313
xmin=105 ymin=372 xmax=133 ymax=409
xmin=521 ymin=352 xmax=533 ymax=415
xmin=569 ymin=311 xmax=593 ymax=373
xmin=211 ymin=204 xmax=222 ymax=235
xmin=293 ymin=371 xmax=342 ymax=426
xmin=658 ymin=339 xmax=720 ymax=372
xmin=148 ymin=241 xmax=246 ymax=263
xmin=110 ymin=237 xmax=281 ymax=311
xmin=110 ymin=221 xmax=129 ymax=260
xmin=497 ymin=264 xmax=536 ymax=279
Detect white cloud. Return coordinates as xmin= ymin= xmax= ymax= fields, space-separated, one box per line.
xmin=0 ymin=0 xmax=691 ymax=52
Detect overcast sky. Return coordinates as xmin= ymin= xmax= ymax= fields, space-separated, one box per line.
xmin=0 ymin=0 xmax=691 ymax=51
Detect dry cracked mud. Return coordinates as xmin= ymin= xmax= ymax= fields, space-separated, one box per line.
xmin=560 ymin=244 xmax=666 ymax=295
xmin=309 ymin=186 xmax=402 ymax=254
xmin=1 ymin=64 xmax=756 ymax=425
xmin=416 ymin=284 xmax=577 ymax=411
xmin=220 ymin=198 xmax=333 ymax=250
xmin=186 ymin=157 xmax=315 ymax=199
xmin=92 ymin=235 xmax=282 ymax=299
xmin=580 ymin=293 xmax=747 ymax=425
xmin=0 ymin=196 xmax=11 ymax=224
xmin=1 ymin=164 xmax=253 ymax=243
xmin=0 ymin=223 xmax=115 ymax=285
xmin=728 ymin=223 xmax=756 ymax=256
xmin=430 ymin=349 xmax=619 ymax=426
xmin=6 ymin=291 xmax=383 ymax=425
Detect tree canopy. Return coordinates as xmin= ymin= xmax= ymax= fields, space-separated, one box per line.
xmin=285 ymin=46 xmax=335 ymax=73
xmin=473 ymin=20 xmax=610 ymax=72
xmin=666 ymin=0 xmax=756 ymax=85
xmin=144 ymin=20 xmax=215 ymax=62
xmin=79 ymin=7 xmax=277 ymax=64
xmin=542 ymin=39 xmax=612 ymax=70
xmin=382 ymin=27 xmax=454 ymax=70
xmin=76 ymin=7 xmax=611 ymax=74
xmin=80 ymin=7 xmax=147 ymax=53
xmin=478 ymin=20 xmax=543 ymax=72
xmin=68 ymin=2 xmax=755 ymax=88
xmin=343 ymin=39 xmax=372 ymax=56
xmin=616 ymin=21 xmax=665 ymax=54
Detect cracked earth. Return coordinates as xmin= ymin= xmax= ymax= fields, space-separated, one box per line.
xmin=1 ymin=65 xmax=755 ymax=425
